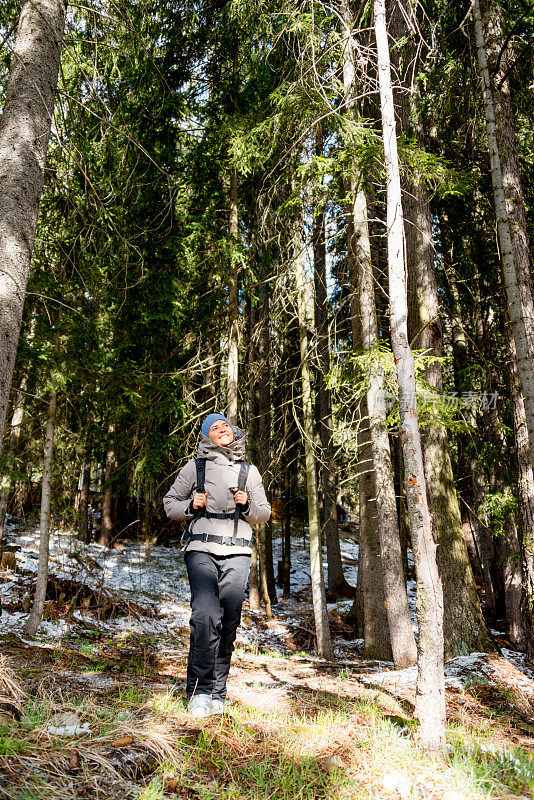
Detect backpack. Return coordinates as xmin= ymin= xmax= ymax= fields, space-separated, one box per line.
xmin=184 ymin=458 xmax=250 ymax=546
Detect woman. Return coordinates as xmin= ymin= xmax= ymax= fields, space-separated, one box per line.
xmin=163 ymin=413 xmax=271 ymax=718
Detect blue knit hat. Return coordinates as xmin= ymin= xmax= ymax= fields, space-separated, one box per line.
xmin=201 ymin=413 xmax=233 ymax=438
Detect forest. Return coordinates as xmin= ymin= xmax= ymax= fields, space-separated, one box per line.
xmin=0 ymin=0 xmax=534 ymax=797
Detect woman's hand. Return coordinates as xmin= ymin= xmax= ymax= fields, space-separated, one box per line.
xmin=233 ymin=490 xmax=248 ymax=506
xmin=192 ymin=492 xmax=207 ymax=509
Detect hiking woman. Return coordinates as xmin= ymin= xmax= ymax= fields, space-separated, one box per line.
xmin=163 ymin=413 xmax=271 ymax=718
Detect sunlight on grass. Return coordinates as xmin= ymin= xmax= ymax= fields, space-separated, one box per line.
xmin=115 ymin=684 xmax=151 ymax=704
xmin=1 ymin=657 xmax=533 ymax=800
xmin=136 ymin=776 xmax=165 ymax=799
xmin=447 ymin=723 xmax=534 ymax=798
xmin=147 ymin=690 xmax=186 ymax=716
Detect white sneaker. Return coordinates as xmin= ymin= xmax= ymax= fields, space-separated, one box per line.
xmin=210 ymin=699 xmax=226 ymax=715
xmin=188 ymin=694 xmax=212 ymax=718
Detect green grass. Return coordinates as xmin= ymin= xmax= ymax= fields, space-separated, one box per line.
xmin=0 ymin=726 xmax=30 ymax=757
xmin=136 ymin=777 xmax=166 ymax=800
xmin=2 ymin=645 xmax=533 ymax=800
xmin=114 ymin=684 xmax=151 ymax=704
xmin=18 ymin=697 xmax=49 ymax=731
xmin=447 ymin=725 xmax=534 ymax=797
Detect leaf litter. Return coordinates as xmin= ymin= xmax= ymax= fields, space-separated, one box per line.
xmin=0 ymin=516 xmax=533 ymax=799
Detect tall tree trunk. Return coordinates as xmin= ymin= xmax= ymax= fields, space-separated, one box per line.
xmin=480 ymin=0 xmax=533 ymax=321
xmin=470 ymin=274 xmax=503 ymax=613
xmin=312 ymin=153 xmax=352 ymax=598
xmin=395 ymin=84 xmax=492 ymax=653
xmin=389 ymin=0 xmax=491 ymax=656
xmin=470 ymin=451 xmax=499 ymax=616
xmin=227 ymin=167 xmax=239 ymax=424
xmin=282 ymin=462 xmax=292 ymax=599
xmin=199 ymin=336 xmax=218 ymax=415
xmin=506 ymin=317 xmax=534 ymax=653
xmin=480 ymin=0 xmax=534 ymax=657
xmin=351 ymin=176 xmax=416 ymax=667
xmin=24 ymin=390 xmax=57 ymax=638
xmin=374 ymin=0 xmax=445 ymax=750
xmin=77 ymin=434 xmax=92 ymax=542
xmin=0 ymin=374 xmax=29 ymax=537
xmin=247 ymin=300 xmax=261 ymax=611
xmin=280 ymin=313 xmax=297 ymax=599
xmin=473 ymin=0 xmax=534 ymax=477
xmin=441 ymin=230 xmax=497 ymax=608
xmin=257 ymin=284 xmax=277 ymax=607
xmin=356 ymin=398 xmax=393 ymax=659
xmin=99 ymin=427 xmax=116 ymax=548
xmin=485 ymin=398 xmax=517 ymax=625
xmin=0 ymin=0 xmax=67 ymax=454
xmin=496 ymin=517 xmax=523 ymax=642
xmin=295 ymin=241 xmax=333 ymax=659
xmin=226 ymin=35 xmax=239 ymax=425
xmin=248 ymin=270 xmax=276 ymax=614
xmin=347 ymin=213 xmax=391 ymax=655
xmin=346 ymin=235 xmax=390 ymax=653
xmin=144 ymin=480 xmax=153 ymax=556
xmin=248 ymin=540 xmax=260 ymax=610
xmin=341 ymin=0 xmax=392 ymax=657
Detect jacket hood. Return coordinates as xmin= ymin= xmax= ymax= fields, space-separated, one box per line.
xmin=197 ymin=426 xmax=247 ymax=462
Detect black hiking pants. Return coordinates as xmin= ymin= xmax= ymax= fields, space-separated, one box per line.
xmin=184 ymin=550 xmax=251 ymax=701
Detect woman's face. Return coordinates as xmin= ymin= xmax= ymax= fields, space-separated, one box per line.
xmin=208 ymin=419 xmax=234 ymax=446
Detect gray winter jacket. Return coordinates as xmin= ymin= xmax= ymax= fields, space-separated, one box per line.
xmin=163 ymin=428 xmax=271 ymax=556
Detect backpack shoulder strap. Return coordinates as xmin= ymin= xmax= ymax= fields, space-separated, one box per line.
xmin=195 ymin=458 xmax=206 ymax=494
xmin=182 ymin=458 xmax=206 ymax=548
xmin=232 ymin=461 xmax=250 ymax=545
xmin=237 ymin=461 xmax=250 ymax=492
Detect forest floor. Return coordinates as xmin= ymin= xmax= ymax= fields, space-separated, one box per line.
xmin=1 ymin=520 xmax=534 ymax=799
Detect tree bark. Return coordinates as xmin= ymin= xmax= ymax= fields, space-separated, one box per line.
xmin=471 ymin=453 xmax=499 ymax=616
xmin=340 ymin=0 xmax=393 ymax=658
xmin=404 ymin=144 xmax=492 ymax=653
xmin=479 ymin=0 xmax=534 ymax=657
xmin=0 ymin=373 xmax=29 ymax=537
xmin=295 ymin=241 xmax=334 ymax=659
xmin=280 ymin=314 xmax=297 ymax=599
xmin=199 ymin=336 xmax=218 ymax=415
xmin=77 ymin=434 xmax=92 ymax=542
xmin=374 ymin=0 xmax=445 ymax=749
xmin=480 ymin=0 xmax=533 ymax=326
xmin=506 ymin=316 xmax=534 ymax=652
xmin=249 ymin=269 xmax=276 ymax=614
xmin=226 ymin=35 xmax=240 ymax=425
xmin=99 ymin=427 xmax=116 ymax=548
xmin=247 ymin=299 xmax=261 ymax=611
xmin=227 ymin=166 xmax=239 ymax=425
xmin=355 ymin=181 xmax=417 ymax=669
xmin=282 ymin=470 xmax=292 ymax=598
xmin=144 ymin=480 xmax=153 ymax=556
xmin=257 ymin=286 xmax=277 ymax=607
xmin=24 ymin=390 xmax=57 ymax=638
xmin=346 ymin=231 xmax=390 ymax=653
xmin=441 ymin=233 xmax=496 ymax=607
xmin=386 ymin=0 xmax=492 ymax=657
xmin=0 ymin=0 xmax=67 ymax=455
xmin=496 ymin=505 xmax=523 ymax=644
xmin=473 ymin=0 xmax=534 ymax=478
xmin=357 ymin=398 xmax=393 ymax=659
xmin=312 ymin=152 xmax=352 ymax=598
xmin=248 ymin=539 xmax=260 ymax=610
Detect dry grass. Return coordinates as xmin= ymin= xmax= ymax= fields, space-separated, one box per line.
xmin=0 ymin=640 xmax=533 ymax=800
xmin=0 ymin=655 xmax=27 ymax=721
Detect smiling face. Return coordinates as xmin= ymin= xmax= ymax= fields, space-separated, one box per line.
xmin=208 ymin=419 xmax=234 ymax=446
